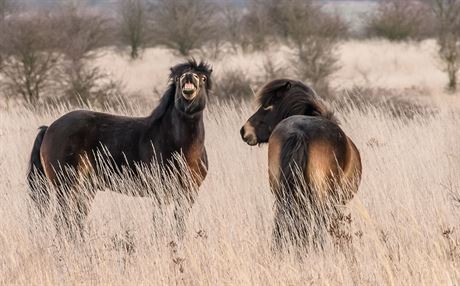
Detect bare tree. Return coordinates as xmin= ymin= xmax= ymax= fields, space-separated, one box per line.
xmin=0 ymin=14 xmax=59 ymax=104
xmin=118 ymin=0 xmax=147 ymax=59
xmin=0 ymin=0 xmax=11 ymax=22
xmin=53 ymin=5 xmax=111 ymax=62
xmin=241 ymin=0 xmax=275 ymax=51
xmin=52 ymin=5 xmax=119 ymax=104
xmin=427 ymin=0 xmax=460 ymax=92
xmin=220 ymin=4 xmax=249 ymax=53
xmin=213 ymin=69 xmax=254 ymax=103
xmin=291 ymin=37 xmax=339 ymax=92
xmin=262 ymin=0 xmax=346 ymax=94
xmin=367 ymin=0 xmax=433 ymax=41
xmin=149 ymin=0 xmax=218 ymax=56
xmin=264 ymin=0 xmax=346 ymax=49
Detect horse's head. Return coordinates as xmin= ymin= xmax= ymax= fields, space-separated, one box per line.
xmin=170 ymin=59 xmax=212 ymax=115
xmin=240 ymin=79 xmax=335 ymax=146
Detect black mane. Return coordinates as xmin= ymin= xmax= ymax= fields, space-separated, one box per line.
xmin=150 ymin=59 xmax=213 ymax=123
xmin=256 ymin=79 xmax=337 ymax=124
xmin=170 ymin=58 xmax=213 ymax=89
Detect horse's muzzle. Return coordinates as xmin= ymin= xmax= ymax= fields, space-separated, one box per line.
xmin=240 ymin=122 xmax=258 ymax=146
xmin=181 ymin=73 xmax=199 ymax=100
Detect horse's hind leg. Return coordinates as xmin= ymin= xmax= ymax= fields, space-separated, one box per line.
xmin=272 ymin=202 xmax=286 ymax=253
xmin=54 ymin=186 xmax=96 ymax=241
xmin=29 ymin=180 xmax=51 ymax=217
xmin=272 ymin=198 xmax=323 ymax=253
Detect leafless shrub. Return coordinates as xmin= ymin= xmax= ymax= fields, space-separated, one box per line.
xmin=290 ymin=38 xmax=339 ymax=97
xmin=265 ymin=0 xmax=347 ymax=49
xmin=212 ymin=58 xmax=291 ymax=104
xmin=220 ymin=4 xmax=251 ymax=53
xmin=0 ymin=14 xmax=59 ymax=105
xmin=212 ymin=70 xmax=254 ymax=103
xmin=59 ymin=62 xmax=124 ymax=106
xmin=257 ymin=0 xmax=347 ymax=96
xmin=0 ymin=0 xmax=13 ymax=22
xmin=328 ymin=212 xmax=354 ymax=251
xmin=117 ymin=0 xmax=147 ymax=59
xmin=366 ymin=0 xmax=434 ymax=41
xmin=149 ymin=0 xmax=218 ymax=56
xmin=442 ymin=227 xmax=460 ymax=261
xmin=53 ymin=5 xmax=112 ymax=62
xmin=52 ymin=5 xmax=122 ymax=105
xmin=333 ymin=86 xmax=437 ymax=120
xmin=240 ymin=0 xmax=276 ymax=52
xmin=438 ymin=35 xmax=460 ymax=93
xmin=425 ymin=0 xmax=460 ymax=92
xmin=198 ymin=9 xmax=227 ymax=60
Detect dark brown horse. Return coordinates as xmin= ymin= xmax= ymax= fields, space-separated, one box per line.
xmin=240 ymin=79 xmax=362 ymax=250
xmin=27 ymin=59 xmax=212 ymax=238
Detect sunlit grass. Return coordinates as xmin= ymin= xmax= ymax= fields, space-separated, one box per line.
xmin=1 ymin=95 xmax=460 ymax=284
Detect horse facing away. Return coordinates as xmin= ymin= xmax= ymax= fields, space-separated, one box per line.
xmin=27 ymin=59 xmax=212 ymax=239
xmin=240 ymin=79 xmax=362 ymax=251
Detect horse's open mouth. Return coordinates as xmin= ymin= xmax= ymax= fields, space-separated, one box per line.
xmin=182 ymin=82 xmax=197 ymax=99
xmin=245 ymin=138 xmax=258 ymax=146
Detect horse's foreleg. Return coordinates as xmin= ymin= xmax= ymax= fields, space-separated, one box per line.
xmin=173 ymin=189 xmax=196 ymax=240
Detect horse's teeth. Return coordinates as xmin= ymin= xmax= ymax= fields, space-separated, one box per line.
xmin=184 ymin=83 xmax=194 ymax=90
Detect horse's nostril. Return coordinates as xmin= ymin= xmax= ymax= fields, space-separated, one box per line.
xmin=240 ymin=127 xmax=245 ymax=139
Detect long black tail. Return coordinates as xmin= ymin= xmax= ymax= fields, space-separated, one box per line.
xmin=277 ymin=134 xmax=319 ymax=249
xmin=27 ymin=126 xmax=49 ymax=215
xmin=279 ymin=133 xmax=338 ymax=249
xmin=279 ymin=133 xmax=309 ymax=199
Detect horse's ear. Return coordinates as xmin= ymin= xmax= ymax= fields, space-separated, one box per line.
xmin=284 ymin=81 xmax=291 ymax=90
xmin=303 ymin=104 xmax=321 ymax=117
xmin=169 ymin=67 xmax=177 ymax=80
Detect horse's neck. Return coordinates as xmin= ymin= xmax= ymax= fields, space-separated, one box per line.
xmin=170 ymin=107 xmax=204 ymax=144
xmin=145 ymin=105 xmax=204 ymax=148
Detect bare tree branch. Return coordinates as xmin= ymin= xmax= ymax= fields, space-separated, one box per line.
xmin=367 ymin=0 xmax=434 ymax=41
xmin=51 ymin=5 xmax=120 ymax=105
xmin=149 ymin=0 xmax=218 ymax=56
xmin=118 ymin=0 xmax=147 ymax=59
xmin=424 ymin=0 xmax=460 ymax=92
xmin=0 ymin=14 xmax=59 ymax=104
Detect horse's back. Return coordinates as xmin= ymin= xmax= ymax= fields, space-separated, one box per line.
xmin=40 ymin=110 xmax=145 ymax=182
xmin=269 ymin=115 xmax=361 ymax=202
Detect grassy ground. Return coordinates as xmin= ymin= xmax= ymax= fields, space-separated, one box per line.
xmin=1 ymin=40 xmax=460 ymax=285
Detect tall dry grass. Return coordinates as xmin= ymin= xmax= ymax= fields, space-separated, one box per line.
xmin=1 ymin=40 xmax=460 ymax=284
xmin=1 ymin=101 xmax=460 ymax=284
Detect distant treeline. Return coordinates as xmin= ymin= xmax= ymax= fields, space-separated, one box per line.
xmin=0 ymin=0 xmax=459 ymax=108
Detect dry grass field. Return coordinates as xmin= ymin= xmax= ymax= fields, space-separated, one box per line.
xmin=1 ymin=40 xmax=460 ymax=285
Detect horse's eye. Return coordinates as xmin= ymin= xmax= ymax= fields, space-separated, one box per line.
xmin=193 ymin=74 xmax=199 ymax=80
xmin=202 ymin=75 xmax=207 ymax=82
xmin=263 ymin=105 xmax=273 ymax=111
